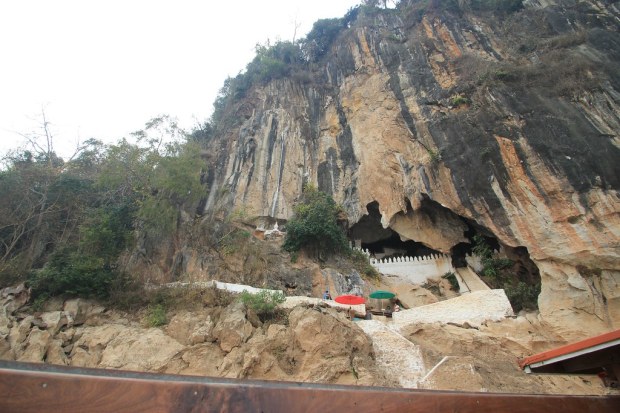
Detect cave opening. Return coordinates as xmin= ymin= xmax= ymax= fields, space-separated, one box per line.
xmin=349 ymin=201 xmax=442 ymax=259
xmin=348 ymin=197 xmax=541 ymax=311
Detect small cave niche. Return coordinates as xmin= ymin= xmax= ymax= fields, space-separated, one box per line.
xmin=349 ymin=201 xmax=442 ymax=259
xmin=450 ymin=218 xmax=542 ymax=310
xmin=503 ymin=245 xmax=541 ymax=286
xmin=450 ymin=219 xmax=502 ymax=268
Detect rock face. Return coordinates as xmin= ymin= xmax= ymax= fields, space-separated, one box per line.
xmin=200 ymin=1 xmax=620 ymax=338
xmin=0 ymin=292 xmax=387 ymax=387
xmin=0 ymin=291 xmax=613 ymax=395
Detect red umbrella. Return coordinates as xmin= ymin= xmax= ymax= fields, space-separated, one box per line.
xmin=334 ymin=295 xmax=365 ymax=305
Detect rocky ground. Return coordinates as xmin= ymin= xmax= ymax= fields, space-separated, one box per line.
xmin=0 ymin=283 xmax=616 ymax=395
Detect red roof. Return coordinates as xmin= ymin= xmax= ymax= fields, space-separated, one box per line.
xmin=519 ymin=329 xmax=620 ymax=370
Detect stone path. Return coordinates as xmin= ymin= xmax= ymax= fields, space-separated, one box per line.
xmin=455 ymin=267 xmax=490 ymax=292
xmin=357 ymin=320 xmax=426 ymax=388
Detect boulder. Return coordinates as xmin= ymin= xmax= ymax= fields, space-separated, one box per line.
xmin=166 ymin=311 xmax=215 ymax=345
xmin=46 ymin=339 xmax=68 ymax=365
xmin=40 ymin=311 xmax=69 ymax=335
xmin=69 ymin=323 xmax=126 ymax=366
xmin=0 ymin=336 xmax=12 ymax=360
xmin=63 ymin=299 xmax=105 ymax=326
xmin=70 ymin=347 xmax=101 ymax=368
xmin=0 ymin=283 xmax=30 ymax=314
xmin=18 ymin=329 xmax=51 ymax=362
xmin=0 ymin=306 xmax=11 ymax=337
xmin=8 ymin=316 xmax=34 ymax=350
xmin=169 ymin=343 xmax=224 ymax=376
xmin=98 ymin=328 xmax=184 ymax=371
xmin=287 ymin=307 xmax=374 ymax=383
xmin=387 ymin=282 xmax=438 ymax=309
xmin=212 ymin=302 xmax=254 ymax=353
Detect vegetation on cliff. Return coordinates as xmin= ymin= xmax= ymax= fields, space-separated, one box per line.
xmin=0 ymin=116 xmax=204 ymax=301
xmin=1 ymin=0 xmax=617 ymax=328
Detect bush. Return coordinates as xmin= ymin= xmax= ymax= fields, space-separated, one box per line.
xmin=504 ymin=281 xmax=540 ymax=312
xmin=442 ymin=271 xmax=459 ymax=291
xmin=470 ymin=0 xmax=524 ymax=13
xmin=427 ymin=148 xmax=443 ymax=163
xmin=450 ymin=94 xmax=470 ymax=106
xmin=146 ymin=304 xmax=167 ymax=327
xmin=239 ymin=290 xmax=286 ymax=316
xmin=350 ymin=249 xmax=380 ymax=280
xmin=29 ymin=248 xmax=119 ymax=300
xmin=283 ymin=185 xmax=349 ymax=258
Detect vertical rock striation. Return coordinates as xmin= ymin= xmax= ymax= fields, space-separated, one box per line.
xmin=203 ymin=1 xmax=620 ymax=339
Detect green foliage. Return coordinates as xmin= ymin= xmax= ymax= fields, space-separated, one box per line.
xmin=283 ymin=185 xmax=348 ymax=258
xmin=427 ymin=148 xmax=442 ymax=163
xmin=29 ymin=247 xmax=118 ymax=299
xmin=470 ymin=0 xmax=524 ymax=13
xmin=239 ymin=290 xmax=286 ymax=316
xmin=442 ymin=271 xmax=459 ymax=291
xmin=0 ymin=147 xmax=97 ymax=283
xmin=504 ymin=281 xmax=540 ymax=312
xmin=219 ymin=228 xmax=251 ymax=256
xmin=350 ymin=249 xmax=380 ymax=280
xmin=290 ymin=251 xmax=298 ymax=263
xmin=27 ymin=188 xmax=136 ymax=300
xmin=146 ymin=304 xmax=167 ymax=327
xmin=302 ymin=18 xmax=346 ymax=61
xmin=473 ymin=235 xmax=513 ymax=278
xmin=450 ymin=94 xmax=470 ymax=106
xmin=98 ymin=131 xmax=204 ymax=235
xmin=80 ymin=203 xmax=135 ymax=261
xmin=471 ymin=235 xmax=540 ymax=311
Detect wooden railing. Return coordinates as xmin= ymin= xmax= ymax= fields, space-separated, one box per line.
xmin=1 ymin=360 xmax=618 ymax=413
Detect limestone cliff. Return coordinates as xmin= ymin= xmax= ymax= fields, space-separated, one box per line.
xmin=199 ymin=0 xmax=619 ymax=339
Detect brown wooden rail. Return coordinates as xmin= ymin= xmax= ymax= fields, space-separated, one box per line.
xmin=1 ymin=360 xmax=619 ymax=413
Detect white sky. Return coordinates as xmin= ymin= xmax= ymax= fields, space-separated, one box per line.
xmin=0 ymin=0 xmax=360 ymax=158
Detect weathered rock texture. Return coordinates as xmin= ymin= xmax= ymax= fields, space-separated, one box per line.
xmin=0 ymin=293 xmax=388 ymax=387
xmin=201 ymin=0 xmax=620 ymax=339
xmin=0 ymin=290 xmax=614 ymax=394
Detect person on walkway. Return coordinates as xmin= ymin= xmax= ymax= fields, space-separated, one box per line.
xmin=323 ymin=290 xmax=332 ymax=300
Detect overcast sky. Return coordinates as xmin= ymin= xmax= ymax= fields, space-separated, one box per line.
xmin=0 ymin=0 xmax=360 ymax=158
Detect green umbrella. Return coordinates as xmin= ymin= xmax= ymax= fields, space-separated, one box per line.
xmin=369 ymin=290 xmax=396 ymax=299
xmin=369 ymin=290 xmax=396 ymax=313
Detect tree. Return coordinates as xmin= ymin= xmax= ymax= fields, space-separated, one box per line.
xmin=0 ymin=112 xmax=93 ymax=284
xmin=283 ymin=185 xmax=348 ymax=259
xmin=302 ymin=18 xmax=346 ymax=62
xmin=98 ymin=122 xmax=204 ymax=236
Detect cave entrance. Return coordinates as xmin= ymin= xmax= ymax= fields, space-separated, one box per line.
xmin=349 ymin=201 xmax=442 ymax=260
xmin=362 ymin=232 xmax=442 ymax=259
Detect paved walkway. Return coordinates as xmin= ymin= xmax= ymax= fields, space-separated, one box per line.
xmin=455 ymin=267 xmax=490 ymax=292
xmin=357 ymin=320 xmax=426 ymax=388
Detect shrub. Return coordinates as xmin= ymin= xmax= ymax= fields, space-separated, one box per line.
xmin=450 ymin=94 xmax=470 ymax=106
xmin=470 ymin=0 xmax=524 ymax=13
xmin=29 ymin=248 xmax=119 ymax=300
xmin=442 ymin=271 xmax=459 ymax=291
xmin=504 ymin=281 xmax=540 ymax=312
xmin=350 ymin=249 xmax=380 ymax=280
xmin=146 ymin=304 xmax=167 ymax=327
xmin=239 ymin=290 xmax=286 ymax=316
xmin=283 ymin=185 xmax=349 ymax=258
